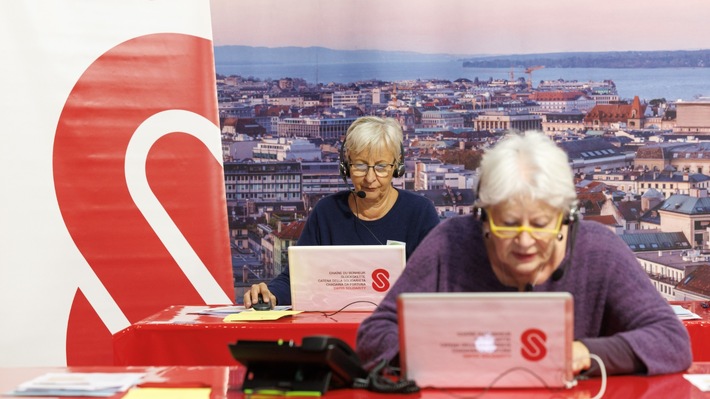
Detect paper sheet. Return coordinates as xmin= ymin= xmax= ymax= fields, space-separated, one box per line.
xmin=671 ymin=305 xmax=702 ymax=320
xmin=223 ymin=310 xmax=303 ymax=321
xmin=122 ymin=388 xmax=211 ymax=399
xmin=684 ymin=374 xmax=710 ymax=391
xmin=196 ymin=305 xmax=292 ymax=315
xmin=9 ymin=372 xmax=145 ymax=397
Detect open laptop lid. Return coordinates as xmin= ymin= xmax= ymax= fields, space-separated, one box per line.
xmin=397 ymin=292 xmax=574 ymax=389
xmin=288 ymin=245 xmax=406 ymax=311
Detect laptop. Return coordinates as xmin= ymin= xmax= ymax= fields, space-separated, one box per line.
xmin=397 ymin=292 xmax=575 ymax=389
xmin=288 ymin=245 xmax=406 ymax=312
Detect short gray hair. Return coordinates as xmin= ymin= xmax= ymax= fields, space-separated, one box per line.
xmin=344 ymin=116 xmax=403 ymax=162
xmin=476 ymin=131 xmax=577 ymax=211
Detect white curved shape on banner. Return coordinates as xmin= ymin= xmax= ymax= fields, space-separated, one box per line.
xmin=77 ymin=259 xmax=131 ymax=333
xmin=125 ymin=109 xmax=230 ymax=304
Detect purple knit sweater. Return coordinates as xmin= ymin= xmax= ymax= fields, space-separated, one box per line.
xmin=356 ymin=215 xmax=693 ymax=376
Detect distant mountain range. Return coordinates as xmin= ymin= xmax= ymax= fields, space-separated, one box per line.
xmin=213 ymin=46 xmax=710 ymax=69
xmin=462 ymin=50 xmax=710 ymax=69
xmin=213 ymin=45 xmax=458 ymax=66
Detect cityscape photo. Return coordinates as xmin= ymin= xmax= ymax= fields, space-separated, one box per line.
xmin=209 ymin=0 xmax=710 ymax=303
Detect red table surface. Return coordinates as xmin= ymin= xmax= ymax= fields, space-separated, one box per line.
xmin=114 ymin=302 xmax=710 ymax=367
xmin=3 ymin=364 xmax=710 ymax=399
xmin=113 ymin=305 xmax=371 ymax=366
xmin=672 ymin=301 xmax=710 ymax=362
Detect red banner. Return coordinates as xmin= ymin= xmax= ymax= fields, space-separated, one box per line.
xmin=0 ymin=1 xmax=232 ymax=366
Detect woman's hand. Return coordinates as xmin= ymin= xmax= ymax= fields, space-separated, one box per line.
xmin=243 ymin=282 xmax=277 ymax=309
xmin=572 ymin=341 xmax=591 ymax=374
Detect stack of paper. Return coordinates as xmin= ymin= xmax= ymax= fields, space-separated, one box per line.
xmin=9 ymin=372 xmax=145 ymax=397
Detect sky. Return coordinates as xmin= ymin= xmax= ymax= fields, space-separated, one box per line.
xmin=210 ymin=0 xmax=710 ymax=56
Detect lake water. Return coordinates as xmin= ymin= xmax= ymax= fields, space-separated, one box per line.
xmin=215 ymin=60 xmax=710 ymax=102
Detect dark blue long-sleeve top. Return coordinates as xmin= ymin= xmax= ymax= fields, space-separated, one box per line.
xmin=267 ymin=189 xmax=440 ymax=305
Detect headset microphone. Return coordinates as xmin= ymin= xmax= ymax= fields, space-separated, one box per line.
xmin=551 ymin=266 xmax=565 ymax=281
xmin=341 ymin=169 xmax=367 ymax=199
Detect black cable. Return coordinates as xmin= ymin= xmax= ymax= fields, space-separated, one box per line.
xmin=414 ymin=366 xmax=571 ymax=399
xmin=352 ymin=359 xmax=420 ymax=394
xmin=352 ymin=193 xmax=384 ymax=245
xmin=320 ymin=300 xmax=379 ymax=318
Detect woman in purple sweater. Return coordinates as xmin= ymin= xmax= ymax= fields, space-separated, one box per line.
xmin=356 ymin=131 xmax=692 ymax=377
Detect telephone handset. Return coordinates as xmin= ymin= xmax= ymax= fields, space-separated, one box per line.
xmin=228 ymin=335 xmax=367 ymax=394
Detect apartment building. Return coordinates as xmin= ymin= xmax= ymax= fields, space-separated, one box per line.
xmin=474 ymin=110 xmax=542 ymax=132
xmin=636 ymin=249 xmax=701 ymax=300
xmin=252 ymin=138 xmax=322 ymax=162
xmin=658 ymin=194 xmax=710 ymax=248
xmin=223 ymin=161 xmax=304 ymax=211
xmin=635 ymin=142 xmax=710 ymax=175
xmin=675 ymin=265 xmax=710 ymax=301
xmin=593 ymin=168 xmax=710 ymax=198
xmin=271 ymin=220 xmax=305 ymax=279
xmin=541 ymin=111 xmax=586 ymax=133
xmin=413 ymin=160 xmax=475 ymax=191
xmin=559 ymin=138 xmax=632 ymax=174
xmin=583 ymin=96 xmax=646 ymax=130
xmin=673 ymin=99 xmax=710 ymax=136
xmin=300 ymin=161 xmax=349 ymax=196
xmin=332 ymin=90 xmax=373 ymax=108
xmin=420 ymin=110 xmax=465 ymax=129
xmin=276 ymin=116 xmax=356 ymax=140
xmin=530 ymin=91 xmax=596 ymax=113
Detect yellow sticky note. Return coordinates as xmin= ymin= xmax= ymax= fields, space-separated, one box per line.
xmin=122 ymin=387 xmax=211 ymax=399
xmin=223 ymin=310 xmax=303 ymax=322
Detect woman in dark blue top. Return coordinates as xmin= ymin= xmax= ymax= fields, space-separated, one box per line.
xmin=244 ymin=116 xmax=440 ymax=307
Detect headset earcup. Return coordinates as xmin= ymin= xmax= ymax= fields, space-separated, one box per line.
xmin=563 ymin=208 xmax=578 ymax=225
xmin=339 ymin=160 xmax=350 ymax=178
xmin=392 ymin=142 xmax=405 ymax=178
xmin=393 ymin=162 xmax=405 ymax=178
xmin=339 ymin=138 xmax=349 ymax=178
xmin=475 ymin=208 xmax=487 ymax=221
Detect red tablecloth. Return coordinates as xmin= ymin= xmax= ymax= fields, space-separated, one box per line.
xmin=672 ymin=301 xmax=710 ymax=362
xmin=3 ymin=364 xmax=710 ymax=398
xmin=113 ymin=301 xmax=710 ymax=367
xmin=113 ymin=305 xmax=371 ymax=366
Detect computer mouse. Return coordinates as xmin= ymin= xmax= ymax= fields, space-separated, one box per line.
xmin=252 ymin=293 xmax=271 ymax=311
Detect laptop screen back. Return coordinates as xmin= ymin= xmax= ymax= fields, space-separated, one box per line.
xmin=397 ymin=292 xmax=574 ymax=389
xmin=288 ymin=245 xmax=406 ymax=311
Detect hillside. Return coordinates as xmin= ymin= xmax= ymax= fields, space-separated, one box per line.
xmin=462 ymin=50 xmax=710 ymax=68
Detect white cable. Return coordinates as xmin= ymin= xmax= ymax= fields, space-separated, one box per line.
xmin=588 ymin=353 xmax=607 ymax=399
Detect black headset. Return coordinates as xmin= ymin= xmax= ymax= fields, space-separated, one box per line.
xmin=338 ymin=136 xmax=405 ymax=179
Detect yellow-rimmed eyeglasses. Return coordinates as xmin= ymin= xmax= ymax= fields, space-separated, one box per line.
xmin=488 ymin=212 xmax=564 ymax=239
xmin=349 ymin=161 xmax=395 ymax=177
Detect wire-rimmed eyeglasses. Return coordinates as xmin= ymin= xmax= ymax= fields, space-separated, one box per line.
xmin=349 ymin=161 xmax=395 ymax=177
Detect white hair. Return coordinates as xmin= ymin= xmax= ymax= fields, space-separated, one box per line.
xmin=476 ymin=131 xmax=577 ymax=211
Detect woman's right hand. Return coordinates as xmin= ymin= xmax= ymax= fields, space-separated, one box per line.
xmin=572 ymin=341 xmax=591 ymax=374
xmin=243 ymin=282 xmax=276 ymax=309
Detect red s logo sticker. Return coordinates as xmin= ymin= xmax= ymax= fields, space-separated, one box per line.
xmin=520 ymin=328 xmax=547 ymax=361
xmin=371 ymin=268 xmax=391 ymax=292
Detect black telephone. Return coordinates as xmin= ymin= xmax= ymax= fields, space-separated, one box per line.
xmin=228 ymin=335 xmax=367 ymax=394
